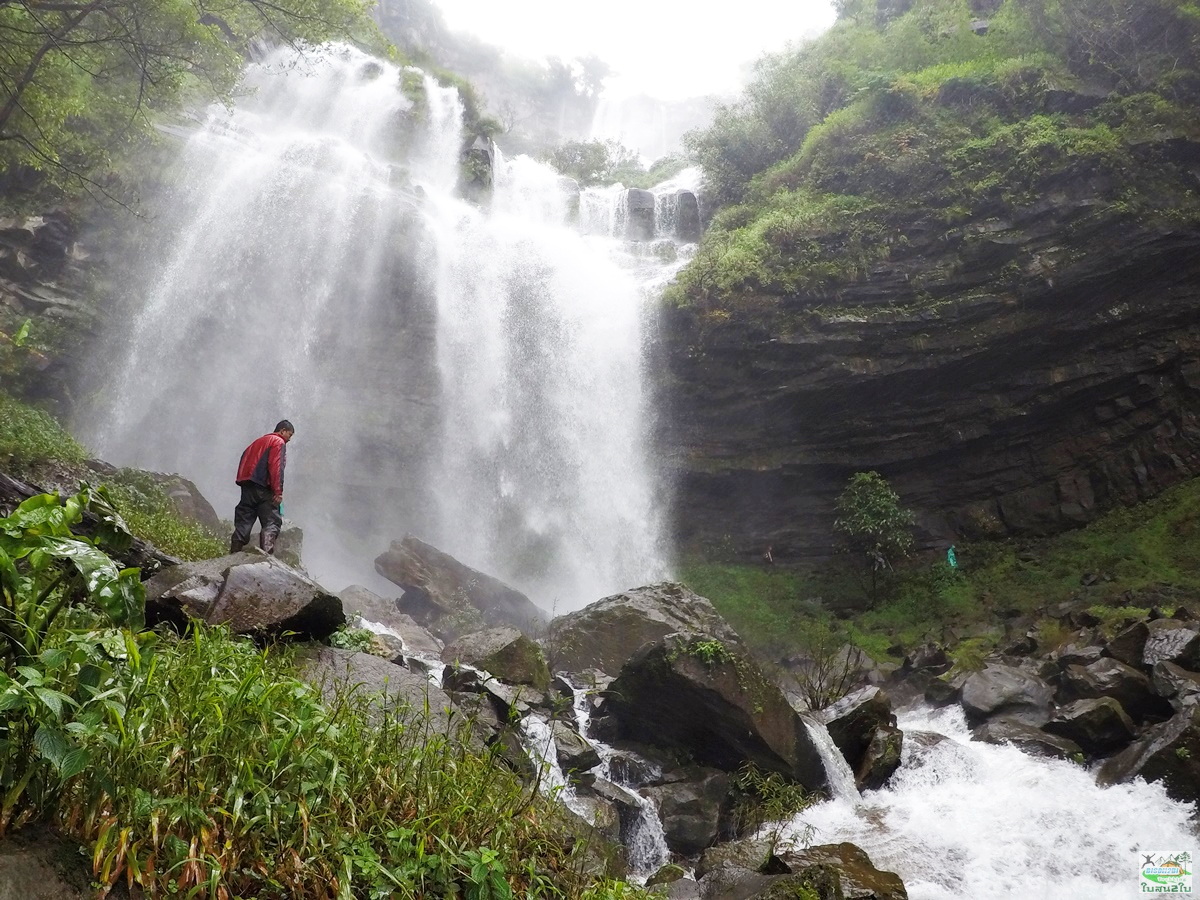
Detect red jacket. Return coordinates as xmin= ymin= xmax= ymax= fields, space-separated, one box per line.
xmin=236 ymin=433 xmax=286 ymax=496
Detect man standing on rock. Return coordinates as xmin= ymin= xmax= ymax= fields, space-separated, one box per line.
xmin=229 ymin=419 xmax=294 ymax=555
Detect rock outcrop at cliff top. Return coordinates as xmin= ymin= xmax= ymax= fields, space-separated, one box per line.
xmin=374 ymin=535 xmax=547 ymax=641
xmin=659 ymin=185 xmax=1200 ymax=558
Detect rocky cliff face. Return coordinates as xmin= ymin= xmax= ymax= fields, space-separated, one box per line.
xmin=657 ymin=172 xmax=1200 ymax=559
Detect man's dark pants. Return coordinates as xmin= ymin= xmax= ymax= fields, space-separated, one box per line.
xmin=230 ymin=483 xmax=282 ymax=554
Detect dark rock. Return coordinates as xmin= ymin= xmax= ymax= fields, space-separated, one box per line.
xmin=905 ymin=643 xmax=951 ymax=675
xmin=1042 ymin=698 xmax=1136 ymax=756
xmin=298 ymin=647 xmax=455 ymax=736
xmin=1105 ymin=621 xmax=1150 ymax=668
xmin=442 ymin=626 xmax=550 ymax=692
xmin=338 ymin=584 xmax=444 ymax=656
xmin=960 ymin=664 xmax=1054 ymax=725
xmin=972 ymin=716 xmax=1083 ymax=760
xmin=675 ymin=191 xmax=701 ymax=242
xmin=1059 ymin=657 xmax=1171 ymax=723
xmin=777 ymin=842 xmax=907 ymax=899
xmin=646 ymin=863 xmax=688 ymax=888
xmin=644 ymin=766 xmax=732 ymax=856
xmin=822 ymin=687 xmax=902 ymax=789
xmin=745 ymin=867 xmax=845 ymax=900
xmin=1152 ymin=661 xmax=1200 ymax=711
xmin=624 ymin=188 xmax=655 ymax=241
xmin=1143 ymin=620 xmax=1200 ymax=670
xmin=0 ymin=828 xmax=96 ymax=900
xmin=145 ymin=550 xmax=343 ymax=642
xmin=607 ymin=632 xmax=827 ymax=792
xmin=551 ymin=719 xmax=601 ymax=775
xmin=696 ymin=868 xmax=777 ymax=900
xmin=696 ymin=837 xmax=778 ymax=880
xmin=923 ymin=672 xmax=965 ymax=707
xmin=857 ymin=724 xmax=904 ymax=790
xmin=547 ymin=582 xmax=742 ymax=677
xmin=374 ymin=535 xmax=547 ymax=640
xmin=1098 ymin=707 xmax=1200 ymax=803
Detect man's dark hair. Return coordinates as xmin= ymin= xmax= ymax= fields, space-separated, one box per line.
xmin=274 ymin=419 xmax=294 ymax=434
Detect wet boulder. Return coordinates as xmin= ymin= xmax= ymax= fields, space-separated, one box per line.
xmin=1098 ymin=707 xmax=1200 ymax=803
xmin=338 ymin=584 xmax=444 ymax=656
xmin=821 ymin=687 xmax=902 ymax=791
xmin=960 ymin=664 xmax=1054 ymax=725
xmin=1058 ymin=657 xmax=1170 ymax=723
xmin=1042 ymin=698 xmax=1136 ymax=756
xmin=442 ymin=626 xmax=550 ymax=692
xmin=144 ymin=550 xmax=343 ymax=642
xmin=374 ymin=535 xmax=547 ymax=640
xmin=675 ymin=191 xmax=701 ymax=242
xmin=644 ymin=766 xmax=732 ymax=856
xmin=607 ymin=632 xmax=827 ymax=792
xmin=299 ymin=647 xmax=454 ymax=736
xmin=546 ymin=582 xmax=741 ymax=677
xmin=1105 ymin=621 xmax=1150 ymax=668
xmin=776 ymin=842 xmax=907 ymax=900
xmin=1142 ymin=620 xmax=1200 ymax=670
xmin=624 ymin=188 xmax=655 ymax=240
xmin=550 ymin=719 xmax=601 ymax=775
xmin=696 ymin=838 xmax=781 ymax=880
xmin=1152 ymin=661 xmax=1200 ymax=711
xmin=971 ymin=716 xmax=1083 ymax=760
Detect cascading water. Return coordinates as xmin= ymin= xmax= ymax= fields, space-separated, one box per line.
xmin=777 ymin=706 xmax=1198 ymax=900
xmin=801 ymin=717 xmax=860 ymax=804
xmin=85 ymin=44 xmax=687 ymax=606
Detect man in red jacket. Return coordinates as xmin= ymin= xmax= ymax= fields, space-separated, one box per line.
xmin=229 ymin=419 xmax=294 ymax=555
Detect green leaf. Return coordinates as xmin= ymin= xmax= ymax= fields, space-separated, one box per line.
xmin=12 ymin=319 xmax=30 ymax=348
xmin=59 ymin=748 xmax=90 ymax=780
xmin=32 ymin=723 xmax=71 ymax=770
xmin=34 ymin=686 xmax=75 ymax=719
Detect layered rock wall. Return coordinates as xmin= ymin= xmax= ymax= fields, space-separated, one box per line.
xmin=659 ymin=184 xmax=1200 ymax=558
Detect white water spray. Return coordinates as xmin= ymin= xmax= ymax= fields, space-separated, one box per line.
xmin=780 ymin=706 xmax=1197 ymax=900
xmin=86 ymin=44 xmax=688 ymax=606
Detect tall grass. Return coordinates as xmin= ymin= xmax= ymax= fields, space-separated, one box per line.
xmin=42 ymin=625 xmax=638 ymax=898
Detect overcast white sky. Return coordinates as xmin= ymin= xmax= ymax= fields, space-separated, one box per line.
xmin=433 ymin=0 xmax=838 ymax=99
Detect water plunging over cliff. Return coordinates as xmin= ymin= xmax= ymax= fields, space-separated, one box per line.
xmin=87 ymin=44 xmax=687 ymax=606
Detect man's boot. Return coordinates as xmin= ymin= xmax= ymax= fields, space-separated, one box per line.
xmin=230 ymin=536 xmax=247 ymax=554
xmin=260 ymin=528 xmax=278 ymax=556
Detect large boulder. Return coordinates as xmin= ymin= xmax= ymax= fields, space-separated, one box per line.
xmin=1041 ymin=698 xmax=1136 ymax=756
xmin=546 ymin=582 xmax=742 ymax=677
xmin=551 ymin=719 xmax=601 ymax=775
xmin=776 ymin=843 xmax=907 ymax=900
xmin=338 ymin=584 xmax=444 ymax=656
xmin=374 ymin=536 xmax=547 ymax=640
xmin=821 ymin=687 xmax=902 ymax=790
xmin=1058 ymin=657 xmax=1171 ymax=723
xmin=442 ymin=626 xmax=550 ymax=692
xmin=644 ymin=766 xmax=732 ymax=856
xmin=675 ymin=191 xmax=702 ymax=242
xmin=1152 ymin=661 xmax=1200 ymax=711
xmin=624 ymin=188 xmax=655 ymax=241
xmin=960 ymin=664 xmax=1054 ymax=725
xmin=144 ymin=550 xmax=343 ymax=641
xmin=1097 ymin=706 xmax=1200 ymax=803
xmin=971 ymin=716 xmax=1082 ymax=760
xmin=298 ymin=647 xmax=455 ymax=737
xmin=607 ymin=632 xmax=828 ymax=792
xmin=1142 ymin=620 xmax=1200 ymax=670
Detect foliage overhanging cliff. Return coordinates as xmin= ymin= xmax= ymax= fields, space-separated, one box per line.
xmin=660 ymin=0 xmax=1200 ymax=560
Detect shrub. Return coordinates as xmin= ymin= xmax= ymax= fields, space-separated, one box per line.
xmin=0 ymin=392 xmax=87 ymax=471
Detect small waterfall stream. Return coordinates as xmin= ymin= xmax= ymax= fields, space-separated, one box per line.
xmin=801 ymin=717 xmax=860 ymax=804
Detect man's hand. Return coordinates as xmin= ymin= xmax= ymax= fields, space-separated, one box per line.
xmin=274 ymin=494 xmax=283 ymax=507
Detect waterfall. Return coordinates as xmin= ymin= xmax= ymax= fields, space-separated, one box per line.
xmin=801 ymin=717 xmax=860 ymax=804
xmin=779 ymin=706 xmax=1198 ymax=900
xmin=84 ymin=44 xmax=691 ymax=607
xmin=571 ymin=684 xmax=671 ymax=881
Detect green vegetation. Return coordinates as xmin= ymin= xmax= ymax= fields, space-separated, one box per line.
xmin=0 ymin=0 xmax=378 ymax=205
xmin=730 ymin=763 xmax=817 ymax=834
xmin=0 ymin=490 xmax=646 ymax=898
xmin=834 ymin=471 xmax=916 ymax=605
xmin=103 ymin=469 xmax=226 ymax=561
xmin=684 ymin=475 xmax=1200 ymax=668
xmin=0 ymin=393 xmax=87 ymax=471
xmin=674 ymin=0 xmax=1200 ymax=308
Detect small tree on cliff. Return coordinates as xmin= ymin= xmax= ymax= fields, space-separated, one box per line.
xmin=834 ymin=471 xmax=915 ymax=605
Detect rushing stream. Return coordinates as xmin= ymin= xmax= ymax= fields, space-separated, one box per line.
xmin=782 ymin=706 xmax=1198 ymax=900
xmin=86 ymin=43 xmax=691 ymax=607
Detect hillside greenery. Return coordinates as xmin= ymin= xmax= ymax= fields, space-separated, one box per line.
xmin=682 ymin=474 xmax=1200 ymax=667
xmin=672 ymin=0 xmax=1200 ymax=307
